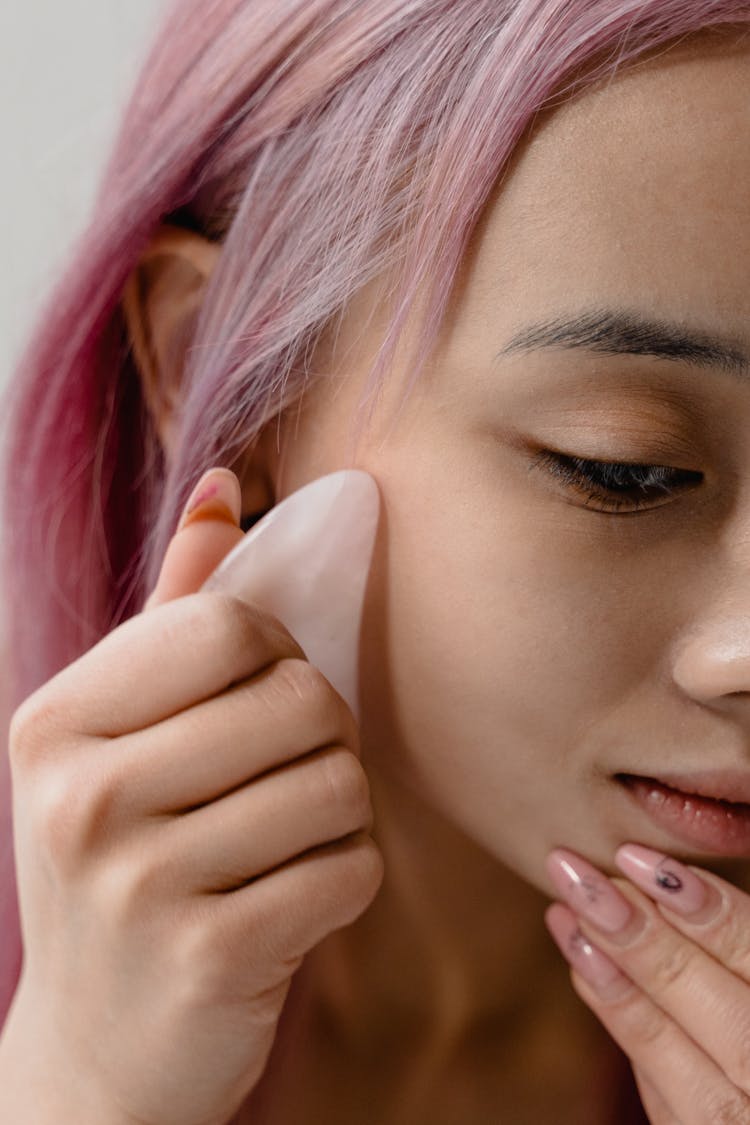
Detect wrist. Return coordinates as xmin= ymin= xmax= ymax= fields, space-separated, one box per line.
xmin=0 ymin=979 xmax=136 ymax=1125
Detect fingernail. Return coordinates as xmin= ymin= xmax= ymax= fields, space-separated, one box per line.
xmin=545 ymin=903 xmax=632 ymax=1000
xmin=177 ymin=469 xmax=241 ymax=532
xmin=614 ymin=844 xmax=722 ymax=922
xmin=546 ymin=848 xmax=634 ymax=934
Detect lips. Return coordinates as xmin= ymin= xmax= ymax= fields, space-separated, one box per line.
xmin=617 ymin=769 xmax=750 ymax=806
xmin=615 ymin=772 xmax=750 ymax=855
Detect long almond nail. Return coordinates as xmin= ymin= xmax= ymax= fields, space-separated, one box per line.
xmin=546 ymin=848 xmax=633 ymax=933
xmin=545 ymin=903 xmax=632 ymax=1000
xmin=615 ymin=844 xmax=723 ymax=922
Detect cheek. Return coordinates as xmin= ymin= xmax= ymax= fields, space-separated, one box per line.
xmin=364 ymin=474 xmax=665 ymax=801
xmin=396 ymin=502 xmax=642 ymax=723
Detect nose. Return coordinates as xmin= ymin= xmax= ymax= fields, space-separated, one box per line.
xmin=672 ymin=584 xmax=750 ymax=708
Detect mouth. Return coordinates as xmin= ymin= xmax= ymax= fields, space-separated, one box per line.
xmin=614 ymin=771 xmax=750 ymax=856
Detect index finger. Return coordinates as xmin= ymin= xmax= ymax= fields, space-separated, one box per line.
xmin=13 ymin=592 xmax=306 ymax=743
xmin=551 ymin=845 xmax=750 ymax=1093
xmin=614 ymin=843 xmax=750 ymax=982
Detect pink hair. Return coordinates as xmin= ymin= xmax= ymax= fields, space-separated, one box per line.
xmin=1 ymin=1 xmax=748 ymax=1111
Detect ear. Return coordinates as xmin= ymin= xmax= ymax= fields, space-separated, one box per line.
xmin=122 ymin=223 xmax=278 ymax=523
xmin=122 ymin=223 xmax=221 ymax=459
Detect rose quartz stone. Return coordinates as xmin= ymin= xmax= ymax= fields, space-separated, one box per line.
xmin=200 ymin=470 xmax=381 ymax=723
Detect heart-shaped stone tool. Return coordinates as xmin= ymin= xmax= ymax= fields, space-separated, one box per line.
xmin=199 ymin=469 xmax=381 ymax=723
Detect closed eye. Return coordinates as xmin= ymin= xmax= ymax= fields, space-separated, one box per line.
xmin=531 ymin=450 xmax=703 ymax=514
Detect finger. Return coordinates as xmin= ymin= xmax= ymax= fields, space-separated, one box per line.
xmin=546 ymin=903 xmax=750 ymax=1124
xmin=569 ymin=958 xmax=748 ymax=1125
xmin=632 ymin=1063 xmax=681 ymax=1124
xmin=15 ymin=590 xmax=304 ymax=744
xmin=614 ymin=845 xmax=750 ymax=985
xmin=195 ymin=831 xmax=384 ymax=983
xmin=547 ymin=847 xmax=750 ymax=1094
xmin=139 ymin=745 xmax=372 ymax=894
xmin=105 ymin=658 xmax=359 ymax=819
xmin=143 ymin=468 xmax=245 ymax=611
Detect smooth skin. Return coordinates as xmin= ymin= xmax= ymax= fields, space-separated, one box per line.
xmin=7 ymin=25 xmax=750 ymax=1125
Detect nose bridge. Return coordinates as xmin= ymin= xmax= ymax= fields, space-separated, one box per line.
xmin=671 ymin=533 xmax=750 ymax=704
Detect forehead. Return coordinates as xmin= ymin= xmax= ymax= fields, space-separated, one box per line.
xmin=465 ymin=31 xmax=750 ymax=330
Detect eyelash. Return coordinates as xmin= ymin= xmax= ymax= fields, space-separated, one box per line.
xmin=532 ymin=450 xmax=703 ymax=513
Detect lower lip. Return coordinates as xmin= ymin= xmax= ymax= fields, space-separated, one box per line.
xmin=617 ymin=774 xmax=750 ymax=855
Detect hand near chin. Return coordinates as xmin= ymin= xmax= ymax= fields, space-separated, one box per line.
xmin=544 ymin=842 xmax=750 ymax=1123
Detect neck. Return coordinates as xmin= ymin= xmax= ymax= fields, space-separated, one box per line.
xmin=301 ymin=758 xmax=613 ymax=1065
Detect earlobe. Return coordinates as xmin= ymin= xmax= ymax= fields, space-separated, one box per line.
xmin=121 ymin=223 xmax=222 ymax=457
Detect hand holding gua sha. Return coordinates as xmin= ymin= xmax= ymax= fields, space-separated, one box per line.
xmin=199 ymin=470 xmax=381 ymax=724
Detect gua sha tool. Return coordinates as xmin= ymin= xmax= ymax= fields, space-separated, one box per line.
xmin=199 ymin=470 xmax=380 ymax=723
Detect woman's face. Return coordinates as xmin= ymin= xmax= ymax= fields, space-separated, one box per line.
xmin=267 ymin=34 xmax=750 ymax=895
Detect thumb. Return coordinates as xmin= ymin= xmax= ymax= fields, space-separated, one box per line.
xmin=143 ymin=468 xmax=245 ymax=611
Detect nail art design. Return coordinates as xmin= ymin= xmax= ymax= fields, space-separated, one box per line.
xmin=546 ymin=848 xmax=633 ymax=933
xmin=545 ymin=904 xmax=632 ymax=998
xmin=579 ymin=875 xmax=601 ymax=904
xmin=615 ymin=844 xmax=720 ymax=919
xmin=654 ymin=862 xmax=683 ymax=893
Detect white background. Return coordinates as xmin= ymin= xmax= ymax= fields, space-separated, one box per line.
xmin=0 ymin=1 xmax=167 ymax=391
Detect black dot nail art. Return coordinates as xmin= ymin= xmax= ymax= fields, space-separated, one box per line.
xmin=655 ymin=863 xmax=683 ymax=893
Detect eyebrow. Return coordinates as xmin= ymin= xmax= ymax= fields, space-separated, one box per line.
xmin=497 ymin=308 xmax=750 ymax=380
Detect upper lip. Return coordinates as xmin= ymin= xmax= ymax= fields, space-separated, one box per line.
xmin=617 ymin=770 xmax=750 ymax=807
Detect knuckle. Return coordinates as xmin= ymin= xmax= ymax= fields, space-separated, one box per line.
xmin=247 ymin=837 xmax=384 ymax=963
xmin=609 ymin=990 xmax=670 ymax=1048
xmin=31 ymin=768 xmax=76 ymax=870
xmin=260 ymin=658 xmax=358 ymax=751
xmin=284 ymin=667 xmax=360 ymax=750
xmin=647 ymin=938 xmax=697 ymax=992
xmin=209 ymin=593 xmax=302 ymax=661
xmin=725 ymin=1025 xmax=750 ymax=1092
xmin=357 ymin=836 xmax=386 ymax=888
xmin=32 ymin=763 xmax=119 ymax=877
xmin=9 ymin=692 xmax=66 ymax=769
xmin=631 ymin=1065 xmax=671 ymax=1125
xmin=714 ymin=909 xmax=750 ymax=975
xmin=160 ymin=930 xmax=217 ymax=1013
xmin=244 ymin=976 xmax=295 ymax=1026
xmin=252 ymin=608 xmax=307 ymax=661
xmin=319 ymin=748 xmax=372 ymax=822
xmin=273 ymin=658 xmax=332 ymax=716
xmin=337 ymin=698 xmax=362 ymax=757
xmin=338 ymin=835 xmax=385 ymax=915
xmin=251 ymin=924 xmax=287 ymax=971
xmin=8 ymin=700 xmax=34 ymax=752
xmin=176 ymin=593 xmax=264 ymax=669
xmin=237 ymin=893 xmax=297 ymax=970
xmin=173 ymin=912 xmax=235 ymax=1000
xmin=207 ymin=592 xmax=263 ymax=650
xmin=705 ymin=1090 xmax=750 ymax=1125
xmin=218 ymin=594 xmax=268 ymax=646
xmin=180 ymin=879 xmax=278 ymax=973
